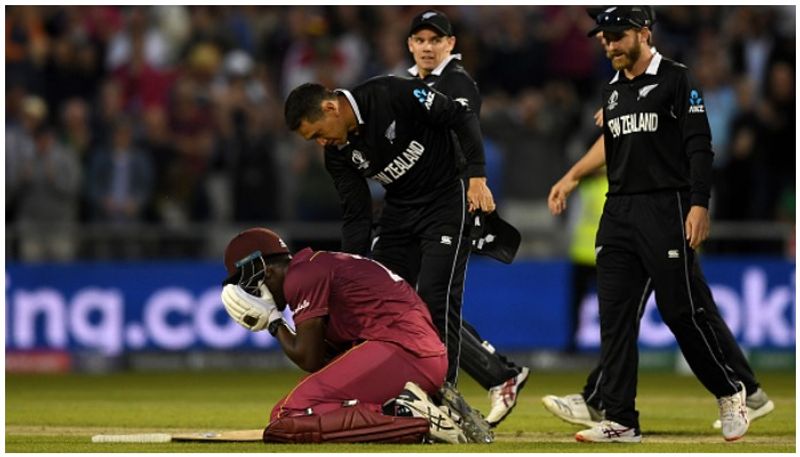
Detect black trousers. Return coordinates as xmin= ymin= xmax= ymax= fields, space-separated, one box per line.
xmin=580 ymin=269 xmax=760 ymax=411
xmin=373 ymin=178 xmax=520 ymax=387
xmin=594 ymin=191 xmax=745 ymax=429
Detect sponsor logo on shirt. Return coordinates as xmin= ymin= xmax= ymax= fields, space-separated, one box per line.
xmin=688 ymin=89 xmax=705 ymax=113
xmin=295 ymin=299 xmax=311 ymax=313
xmin=637 ymin=83 xmax=659 ymax=100
xmin=454 ymin=97 xmax=470 ymax=108
xmin=440 ymin=235 xmax=453 ymax=246
xmin=371 ymin=140 xmax=426 ymax=185
xmin=413 ymin=88 xmax=435 ymax=110
xmin=668 ymin=249 xmax=680 ymax=259
xmin=607 ymin=113 xmax=659 ymax=138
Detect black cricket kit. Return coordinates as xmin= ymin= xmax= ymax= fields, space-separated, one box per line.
xmin=412 ymin=54 xmax=525 ymax=388
xmin=324 ymin=75 xmax=485 ymax=381
xmin=596 ymin=51 xmax=744 ymax=428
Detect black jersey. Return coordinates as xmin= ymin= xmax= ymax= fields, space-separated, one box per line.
xmin=410 ymin=54 xmax=483 ymax=116
xmin=601 ymin=52 xmax=714 ymax=207
xmin=325 ymin=75 xmax=487 ymax=254
xmin=410 ymin=55 xmax=482 ymax=174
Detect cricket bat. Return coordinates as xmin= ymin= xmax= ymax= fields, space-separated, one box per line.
xmin=91 ymin=429 xmax=263 ymax=443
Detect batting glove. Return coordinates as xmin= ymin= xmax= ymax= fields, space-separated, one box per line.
xmin=221 ymin=284 xmax=282 ymax=332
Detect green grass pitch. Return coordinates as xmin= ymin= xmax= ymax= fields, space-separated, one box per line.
xmin=6 ymin=369 xmax=795 ymax=452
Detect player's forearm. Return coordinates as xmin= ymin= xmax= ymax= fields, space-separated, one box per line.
xmin=274 ymin=326 xmax=326 ymax=372
xmin=565 ymin=136 xmax=606 ymax=182
xmin=453 ymin=115 xmax=486 ymax=178
xmin=688 ymin=148 xmax=713 ymax=208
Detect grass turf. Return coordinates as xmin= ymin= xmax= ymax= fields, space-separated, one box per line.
xmin=6 ymin=369 xmax=795 ymax=452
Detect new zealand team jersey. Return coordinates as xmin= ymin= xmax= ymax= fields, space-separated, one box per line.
xmin=324 ymin=75 xmax=486 ymax=254
xmin=284 ymin=248 xmax=446 ymax=358
xmin=601 ymin=51 xmax=714 ymax=207
xmin=409 ymin=54 xmax=482 ymax=173
xmin=410 ymin=54 xmax=482 ymax=116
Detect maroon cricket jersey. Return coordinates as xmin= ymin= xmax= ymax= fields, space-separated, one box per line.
xmin=284 ymin=248 xmax=446 ymax=358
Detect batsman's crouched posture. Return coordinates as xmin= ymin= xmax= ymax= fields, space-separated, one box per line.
xmin=220 ymin=227 xmax=470 ymax=444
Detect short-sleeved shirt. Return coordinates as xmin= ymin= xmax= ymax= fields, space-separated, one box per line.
xmin=284 ymin=248 xmax=446 ymax=358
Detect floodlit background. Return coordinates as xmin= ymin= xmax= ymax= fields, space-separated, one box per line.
xmin=5 ymin=5 xmax=795 ymax=374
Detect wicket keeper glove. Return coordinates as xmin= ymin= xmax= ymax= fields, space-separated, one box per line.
xmin=221 ymin=284 xmax=282 ymax=332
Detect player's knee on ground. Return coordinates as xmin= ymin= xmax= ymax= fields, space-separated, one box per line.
xmin=262 ymin=403 xmax=429 ymax=443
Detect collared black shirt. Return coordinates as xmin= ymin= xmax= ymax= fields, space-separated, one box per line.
xmin=410 ymin=54 xmax=482 ymax=173
xmin=410 ymin=54 xmax=483 ymax=116
xmin=324 ymin=75 xmax=486 ymax=254
xmin=601 ymin=51 xmax=714 ymax=207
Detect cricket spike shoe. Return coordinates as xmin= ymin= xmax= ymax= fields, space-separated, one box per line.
xmin=542 ymin=393 xmax=604 ymax=427
xmin=713 ymin=387 xmax=774 ymax=429
xmin=486 ymin=366 xmax=530 ymax=427
xmin=575 ymin=420 xmax=641 ymax=443
xmin=718 ymin=381 xmax=749 ymax=441
xmin=394 ymin=382 xmax=467 ymax=444
xmin=439 ymin=382 xmax=494 ymax=443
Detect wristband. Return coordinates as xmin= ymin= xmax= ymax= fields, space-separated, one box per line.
xmin=268 ymin=319 xmax=285 ymax=337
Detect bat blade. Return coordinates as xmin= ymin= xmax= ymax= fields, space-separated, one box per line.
xmin=91 ymin=430 xmax=263 ymax=443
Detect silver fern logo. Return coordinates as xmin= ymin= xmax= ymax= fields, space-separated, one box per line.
xmin=385 ymin=121 xmax=396 ymax=144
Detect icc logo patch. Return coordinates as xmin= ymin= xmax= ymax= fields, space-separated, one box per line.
xmin=351 ymin=150 xmax=370 ymax=170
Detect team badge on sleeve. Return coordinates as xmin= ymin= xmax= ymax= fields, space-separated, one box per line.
xmin=688 ymin=89 xmax=705 ymax=113
xmin=413 ymin=88 xmax=435 ymax=110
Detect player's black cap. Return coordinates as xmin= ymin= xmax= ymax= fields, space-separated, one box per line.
xmin=587 ymin=6 xmax=655 ymax=37
xmin=469 ymin=211 xmax=521 ymax=264
xmin=409 ymin=9 xmax=453 ymax=37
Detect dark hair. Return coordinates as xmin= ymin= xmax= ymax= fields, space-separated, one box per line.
xmin=284 ymin=83 xmax=335 ymax=131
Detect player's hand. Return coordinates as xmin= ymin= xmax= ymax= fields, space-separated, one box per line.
xmin=685 ymin=205 xmax=710 ymax=250
xmin=467 ymin=177 xmax=496 ymax=213
xmin=221 ymin=284 xmax=282 ymax=332
xmin=594 ymin=108 xmax=604 ymax=127
xmin=548 ymin=174 xmax=580 ymax=215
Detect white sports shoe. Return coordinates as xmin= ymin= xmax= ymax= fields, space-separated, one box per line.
xmin=394 ymin=381 xmax=467 ymax=444
xmin=713 ymin=387 xmax=774 ymax=429
xmin=575 ymin=420 xmax=641 ymax=443
xmin=718 ymin=382 xmax=749 ymax=441
xmin=486 ymin=367 xmax=530 ymax=427
xmin=542 ymin=393 xmax=605 ymax=427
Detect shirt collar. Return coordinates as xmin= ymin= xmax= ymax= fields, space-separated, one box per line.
xmin=609 ymin=47 xmax=660 ymax=84
xmin=333 ymin=88 xmax=364 ymax=125
xmin=407 ymin=53 xmax=462 ymax=77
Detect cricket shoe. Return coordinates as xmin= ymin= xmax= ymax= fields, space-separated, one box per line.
xmin=486 ymin=367 xmax=530 ymax=427
xmin=713 ymin=387 xmax=774 ymax=429
xmin=542 ymin=393 xmax=605 ymax=427
xmin=575 ymin=420 xmax=641 ymax=443
xmin=718 ymin=381 xmax=749 ymax=441
xmin=439 ymin=382 xmax=494 ymax=443
xmin=394 ymin=382 xmax=467 ymax=444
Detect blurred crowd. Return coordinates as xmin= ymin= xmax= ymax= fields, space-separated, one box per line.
xmin=5 ymin=5 xmax=795 ymax=261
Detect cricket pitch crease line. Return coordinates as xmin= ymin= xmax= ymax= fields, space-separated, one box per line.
xmin=91 ymin=429 xmax=264 ymax=443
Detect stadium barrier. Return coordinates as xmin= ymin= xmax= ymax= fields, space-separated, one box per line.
xmin=6 ymin=258 xmax=793 ymax=360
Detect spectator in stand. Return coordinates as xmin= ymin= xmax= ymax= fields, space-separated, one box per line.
xmin=15 ymin=124 xmax=82 ymax=262
xmin=87 ymin=116 xmax=154 ymax=225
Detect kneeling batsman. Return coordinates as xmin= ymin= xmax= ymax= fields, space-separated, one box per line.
xmin=219 ymin=227 xmax=489 ymax=444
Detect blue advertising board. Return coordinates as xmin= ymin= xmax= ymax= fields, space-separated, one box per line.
xmin=5 ymin=257 xmax=795 ymax=355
